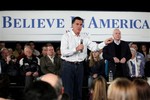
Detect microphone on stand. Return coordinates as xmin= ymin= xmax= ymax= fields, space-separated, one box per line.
xmin=80 ymin=39 xmax=83 ymax=52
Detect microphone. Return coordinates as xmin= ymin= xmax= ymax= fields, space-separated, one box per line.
xmin=80 ymin=39 xmax=83 ymax=52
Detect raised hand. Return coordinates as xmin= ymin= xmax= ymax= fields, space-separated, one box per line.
xmin=104 ymin=37 xmax=113 ymax=45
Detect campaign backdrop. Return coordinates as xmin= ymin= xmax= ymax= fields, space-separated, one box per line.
xmin=0 ymin=11 xmax=150 ymax=42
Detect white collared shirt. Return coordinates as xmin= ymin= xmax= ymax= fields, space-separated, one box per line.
xmin=114 ymin=40 xmax=121 ymax=45
xmin=60 ymin=29 xmax=106 ymax=62
xmin=48 ymin=55 xmax=54 ymax=64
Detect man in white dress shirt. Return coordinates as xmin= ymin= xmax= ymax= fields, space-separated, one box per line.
xmin=60 ymin=16 xmax=113 ymax=100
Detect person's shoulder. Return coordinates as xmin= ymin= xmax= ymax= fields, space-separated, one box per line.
xmin=137 ymin=52 xmax=144 ymax=57
xmin=121 ymin=40 xmax=130 ymax=45
xmin=40 ymin=55 xmax=49 ymax=61
xmin=40 ymin=56 xmax=45 ymax=60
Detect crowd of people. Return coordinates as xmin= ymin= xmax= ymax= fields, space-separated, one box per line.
xmin=0 ymin=16 xmax=150 ymax=100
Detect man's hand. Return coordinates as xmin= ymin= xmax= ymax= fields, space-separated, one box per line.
xmin=33 ymin=72 xmax=39 ymax=77
xmin=76 ymin=44 xmax=84 ymax=52
xmin=113 ymin=57 xmax=120 ymax=63
xmin=104 ymin=37 xmax=113 ymax=45
xmin=120 ymin=57 xmax=126 ymax=63
xmin=26 ymin=72 xmax=32 ymax=76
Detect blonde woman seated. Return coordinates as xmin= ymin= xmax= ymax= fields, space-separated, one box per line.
xmin=127 ymin=48 xmax=144 ymax=78
xmin=107 ymin=78 xmax=137 ymax=100
xmin=89 ymin=75 xmax=107 ymax=100
xmin=87 ymin=51 xmax=105 ymax=89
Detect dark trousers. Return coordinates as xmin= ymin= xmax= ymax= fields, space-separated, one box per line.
xmin=24 ymin=76 xmax=33 ymax=91
xmin=61 ymin=60 xmax=84 ymax=100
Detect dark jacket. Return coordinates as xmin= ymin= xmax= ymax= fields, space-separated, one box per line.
xmin=103 ymin=40 xmax=132 ymax=78
xmin=40 ymin=55 xmax=61 ymax=76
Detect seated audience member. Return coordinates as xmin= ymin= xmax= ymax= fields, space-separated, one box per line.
xmin=40 ymin=73 xmax=64 ymax=100
xmin=87 ymin=51 xmax=105 ymax=89
xmin=55 ymin=47 xmax=61 ymax=58
xmin=38 ymin=45 xmax=47 ymax=58
xmin=127 ymin=48 xmax=144 ymax=78
xmin=7 ymin=48 xmax=13 ymax=56
xmin=132 ymin=78 xmax=150 ymax=100
xmin=0 ymin=60 xmax=8 ymax=75
xmin=130 ymin=42 xmax=145 ymax=69
xmin=89 ymin=75 xmax=107 ymax=100
xmin=0 ymin=42 xmax=5 ymax=51
xmin=1 ymin=48 xmax=20 ymax=83
xmin=40 ymin=44 xmax=61 ymax=76
xmin=28 ymin=41 xmax=40 ymax=57
xmin=107 ymin=78 xmax=137 ymax=100
xmin=7 ymin=55 xmax=20 ymax=84
xmin=13 ymin=42 xmax=24 ymax=59
xmin=0 ymin=42 xmax=5 ymax=60
xmin=24 ymin=81 xmax=57 ymax=100
xmin=0 ymin=42 xmax=6 ymax=59
xmin=140 ymin=44 xmax=149 ymax=61
xmin=19 ymin=44 xmax=40 ymax=90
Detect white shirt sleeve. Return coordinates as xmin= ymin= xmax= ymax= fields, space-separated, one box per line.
xmin=98 ymin=42 xmax=106 ymax=49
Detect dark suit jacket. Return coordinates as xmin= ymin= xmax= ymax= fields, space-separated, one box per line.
xmin=103 ymin=40 xmax=132 ymax=78
xmin=40 ymin=55 xmax=61 ymax=76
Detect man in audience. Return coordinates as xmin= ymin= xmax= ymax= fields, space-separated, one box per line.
xmin=40 ymin=73 xmax=64 ymax=100
xmin=19 ymin=44 xmax=40 ymax=90
xmin=103 ymin=28 xmax=132 ymax=79
xmin=24 ymin=81 xmax=57 ymax=100
xmin=40 ymin=44 xmax=61 ymax=76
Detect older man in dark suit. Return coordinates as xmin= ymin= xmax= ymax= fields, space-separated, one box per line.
xmin=103 ymin=28 xmax=132 ymax=79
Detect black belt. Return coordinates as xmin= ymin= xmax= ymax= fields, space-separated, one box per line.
xmin=62 ymin=59 xmax=83 ymax=65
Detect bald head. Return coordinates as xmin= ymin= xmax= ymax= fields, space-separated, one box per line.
xmin=40 ymin=73 xmax=63 ymax=96
xmin=40 ymin=73 xmax=59 ymax=87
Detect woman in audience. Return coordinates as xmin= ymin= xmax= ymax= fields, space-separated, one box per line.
xmin=132 ymin=78 xmax=150 ymax=100
xmin=89 ymin=75 xmax=107 ymax=100
xmin=87 ymin=51 xmax=105 ymax=89
xmin=107 ymin=78 xmax=137 ymax=100
xmin=140 ymin=44 xmax=149 ymax=61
